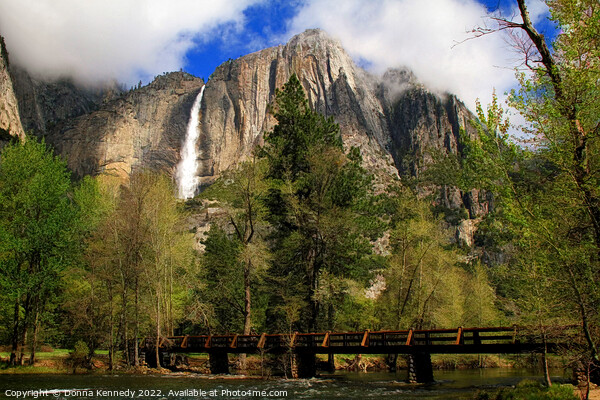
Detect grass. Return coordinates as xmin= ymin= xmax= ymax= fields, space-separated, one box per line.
xmin=0 ymin=349 xmax=69 ymax=359
xmin=474 ymin=379 xmax=578 ymax=400
xmin=0 ymin=363 xmax=66 ymax=374
xmin=1 ymin=349 xmax=108 ymax=358
xmin=0 ymin=348 xmax=116 ymax=374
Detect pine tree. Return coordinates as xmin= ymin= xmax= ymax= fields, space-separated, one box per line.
xmin=261 ymin=74 xmax=377 ymax=332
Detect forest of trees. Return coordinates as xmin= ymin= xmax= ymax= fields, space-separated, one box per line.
xmin=0 ymin=76 xmax=500 ymax=370
xmin=0 ymin=0 xmax=598 ymax=387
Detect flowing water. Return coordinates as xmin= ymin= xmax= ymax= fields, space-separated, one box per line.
xmin=0 ymin=368 xmax=569 ymax=399
xmin=176 ymin=86 xmax=205 ymax=199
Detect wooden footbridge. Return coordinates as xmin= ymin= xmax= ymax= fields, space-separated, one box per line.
xmin=139 ymin=326 xmax=575 ymax=381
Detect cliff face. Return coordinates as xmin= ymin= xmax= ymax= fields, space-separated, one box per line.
xmin=8 ymin=29 xmax=484 ymax=215
xmin=46 ymin=72 xmax=204 ymax=179
xmin=0 ymin=36 xmax=24 ymax=142
xmin=198 ymin=29 xmax=397 ymax=187
xmin=9 ymin=65 xmax=121 ymax=136
xmin=198 ymin=29 xmax=481 ymax=215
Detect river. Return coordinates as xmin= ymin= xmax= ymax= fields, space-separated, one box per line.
xmin=0 ymin=368 xmax=569 ymax=399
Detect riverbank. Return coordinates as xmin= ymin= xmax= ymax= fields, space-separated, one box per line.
xmin=0 ymin=349 xmax=570 ymax=376
xmin=0 ymin=368 xmax=592 ymax=400
xmin=474 ymin=379 xmax=600 ymax=400
xmin=2 ymin=351 xmax=597 ymax=400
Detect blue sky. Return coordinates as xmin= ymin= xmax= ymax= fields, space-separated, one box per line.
xmin=0 ymin=0 xmax=557 ymax=112
xmin=183 ymin=1 xmax=300 ymax=81
xmin=183 ymin=0 xmax=556 ymax=83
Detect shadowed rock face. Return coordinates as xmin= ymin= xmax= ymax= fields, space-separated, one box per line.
xmin=0 ymin=36 xmax=24 ymax=142
xmin=9 ymin=65 xmax=121 ymax=137
xmin=44 ymin=72 xmax=204 ymax=179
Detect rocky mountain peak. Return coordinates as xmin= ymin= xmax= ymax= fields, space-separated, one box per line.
xmin=285 ymin=28 xmax=356 ymax=79
xmin=144 ymin=71 xmax=200 ymax=92
xmin=288 ymin=28 xmax=340 ymax=47
xmin=380 ymin=68 xmax=420 ymax=102
xmin=198 ymin=28 xmax=398 ymax=189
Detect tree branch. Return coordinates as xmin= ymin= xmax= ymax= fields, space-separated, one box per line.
xmin=516 ymin=0 xmax=563 ymax=101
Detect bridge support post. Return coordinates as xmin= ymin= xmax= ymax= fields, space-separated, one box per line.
xmin=295 ymin=352 xmax=317 ymax=378
xmin=209 ymin=352 xmax=229 ymax=374
xmin=407 ymin=352 xmax=434 ymax=383
xmin=141 ymin=349 xmax=156 ymax=368
xmin=324 ymin=353 xmax=335 ymax=372
xmin=386 ymin=354 xmax=398 ymax=372
xmin=139 ymin=349 xmax=146 ymax=366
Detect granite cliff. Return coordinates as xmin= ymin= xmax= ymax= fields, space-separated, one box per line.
xmin=9 ymin=65 xmax=122 ymax=137
xmin=197 ymin=29 xmax=481 ymax=213
xmin=0 ymin=36 xmax=24 ymax=142
xmin=45 ymin=72 xmax=204 ymax=179
xmin=5 ymin=29 xmax=485 ymax=216
xmin=198 ymin=29 xmax=396 ymax=189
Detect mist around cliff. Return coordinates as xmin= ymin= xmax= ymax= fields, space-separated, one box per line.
xmin=0 ymin=0 xmax=262 ymax=86
xmin=0 ymin=0 xmax=552 ymax=111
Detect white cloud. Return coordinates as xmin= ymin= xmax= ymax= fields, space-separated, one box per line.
xmin=285 ymin=0 xmax=524 ymax=112
xmin=0 ymin=0 xmax=548 ymax=118
xmin=524 ymin=0 xmax=551 ymax=23
xmin=0 ymin=0 xmax=263 ymax=86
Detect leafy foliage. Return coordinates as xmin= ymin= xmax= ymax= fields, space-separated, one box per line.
xmin=375 ymin=186 xmax=498 ymax=330
xmin=260 ymin=75 xmax=379 ymax=332
xmin=0 ymin=137 xmax=78 ymax=364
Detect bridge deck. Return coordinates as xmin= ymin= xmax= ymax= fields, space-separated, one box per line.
xmin=142 ymin=326 xmax=574 ymax=355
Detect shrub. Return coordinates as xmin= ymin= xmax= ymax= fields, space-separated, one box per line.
xmin=68 ymin=340 xmax=90 ymax=373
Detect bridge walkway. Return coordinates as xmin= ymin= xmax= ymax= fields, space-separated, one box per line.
xmin=139 ymin=326 xmax=577 ymax=380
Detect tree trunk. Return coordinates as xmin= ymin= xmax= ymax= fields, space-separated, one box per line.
xmin=108 ymin=323 xmax=114 ymax=371
xmin=18 ymin=293 xmax=32 ymax=366
xmin=18 ymin=329 xmax=27 ymax=366
xmin=542 ymin=338 xmax=552 ymax=387
xmin=29 ymin=310 xmax=40 ymax=366
xmin=9 ymin=299 xmax=20 ymax=366
xmin=308 ymin=265 xmax=320 ymax=332
xmin=169 ymin=262 xmax=174 ymax=336
xmin=155 ymin=290 xmax=160 ymax=369
xmin=239 ymin=260 xmax=253 ymax=372
xmin=134 ymin=277 xmax=139 ymax=367
xmin=243 ymin=260 xmax=252 ymax=335
xmin=108 ymin=283 xmax=114 ymax=371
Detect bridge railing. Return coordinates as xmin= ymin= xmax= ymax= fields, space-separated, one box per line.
xmin=411 ymin=328 xmax=461 ymax=346
xmin=324 ymin=331 xmax=367 ymax=348
xmin=263 ymin=333 xmax=292 ymax=349
xmin=142 ymin=325 xmax=576 ymax=353
xmin=235 ymin=334 xmax=261 ymax=350
xmin=462 ymin=327 xmax=516 ymax=345
xmin=295 ymin=333 xmax=328 ymax=348
xmin=185 ymin=335 xmax=209 ymax=349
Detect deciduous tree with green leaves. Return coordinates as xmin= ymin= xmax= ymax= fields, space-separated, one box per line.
xmin=458 ymin=0 xmax=600 ymax=385
xmin=200 ymin=158 xmax=270 ymax=336
xmin=65 ymin=171 xmax=194 ymax=369
xmin=375 ymin=186 xmax=498 ymax=331
xmin=0 ymin=138 xmax=78 ymax=366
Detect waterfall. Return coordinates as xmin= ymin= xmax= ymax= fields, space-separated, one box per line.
xmin=176 ymin=85 xmax=205 ymax=199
